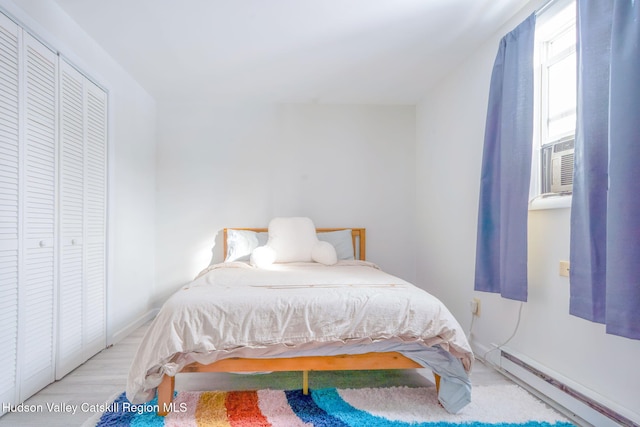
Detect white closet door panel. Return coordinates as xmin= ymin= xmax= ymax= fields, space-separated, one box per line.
xmin=0 ymin=12 xmax=19 ymax=410
xmin=83 ymin=81 xmax=106 ymax=355
xmin=0 ymin=15 xmax=20 ymax=246
xmin=0 ymin=250 xmax=19 ymax=400
xmin=56 ymin=242 xmax=83 ymax=377
xmin=20 ymin=245 xmax=55 ymax=399
xmin=59 ymin=61 xmax=83 ymax=242
xmin=84 ymin=243 xmax=104 ymax=349
xmin=23 ymin=37 xmax=56 ymax=242
xmin=22 ymin=246 xmax=54 ymax=345
xmin=84 ymin=83 xmax=106 ymax=245
xmin=19 ymin=32 xmax=57 ymax=400
xmin=57 ymin=60 xmax=84 ymax=377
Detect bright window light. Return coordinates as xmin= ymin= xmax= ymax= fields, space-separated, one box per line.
xmin=530 ymin=0 xmax=576 ymax=208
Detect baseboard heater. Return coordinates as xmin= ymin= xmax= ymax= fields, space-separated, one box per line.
xmin=500 ymin=350 xmax=638 ymax=427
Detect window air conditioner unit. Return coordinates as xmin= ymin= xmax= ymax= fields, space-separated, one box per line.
xmin=541 ymin=138 xmax=574 ymax=194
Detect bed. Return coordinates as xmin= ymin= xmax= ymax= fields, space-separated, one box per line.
xmin=126 ymin=218 xmax=474 ymax=416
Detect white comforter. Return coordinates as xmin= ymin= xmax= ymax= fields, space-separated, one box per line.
xmin=127 ymin=261 xmax=473 ymax=409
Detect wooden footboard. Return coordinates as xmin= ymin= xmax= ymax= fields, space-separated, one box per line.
xmin=157 ymin=352 xmax=440 ymax=416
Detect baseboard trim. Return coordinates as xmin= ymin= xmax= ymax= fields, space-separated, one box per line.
xmin=493 ymin=347 xmax=639 ymax=427
xmin=108 ymin=309 xmax=158 ymax=346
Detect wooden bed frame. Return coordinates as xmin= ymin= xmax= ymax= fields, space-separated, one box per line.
xmin=157 ymin=227 xmax=439 ymax=416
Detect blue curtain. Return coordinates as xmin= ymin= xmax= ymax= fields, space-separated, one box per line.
xmin=570 ymin=0 xmax=640 ymax=340
xmin=475 ymin=14 xmax=536 ymax=302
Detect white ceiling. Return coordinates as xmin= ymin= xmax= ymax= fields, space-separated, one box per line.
xmin=52 ymin=0 xmax=529 ymax=104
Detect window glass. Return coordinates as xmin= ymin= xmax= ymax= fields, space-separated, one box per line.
xmin=531 ymin=0 xmax=576 ymax=206
xmin=547 ymin=53 xmax=576 ymax=120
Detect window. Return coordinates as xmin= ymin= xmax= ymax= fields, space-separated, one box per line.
xmin=530 ymin=0 xmax=576 ymax=208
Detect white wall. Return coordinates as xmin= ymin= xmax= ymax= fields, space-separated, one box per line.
xmin=155 ymin=102 xmax=416 ymax=302
xmin=2 ymin=0 xmax=158 ymax=342
xmin=416 ymin=1 xmax=640 ymax=422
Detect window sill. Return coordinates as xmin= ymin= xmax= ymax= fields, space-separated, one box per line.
xmin=528 ymin=194 xmax=572 ymax=211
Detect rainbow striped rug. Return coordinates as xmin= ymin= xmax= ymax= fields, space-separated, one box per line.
xmin=91 ymin=384 xmax=574 ymax=426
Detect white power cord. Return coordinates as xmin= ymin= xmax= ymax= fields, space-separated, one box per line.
xmin=482 ymin=301 xmax=524 ymax=363
xmin=467 ymin=311 xmax=476 ymax=339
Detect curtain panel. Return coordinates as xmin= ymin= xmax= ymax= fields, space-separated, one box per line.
xmin=570 ymin=0 xmax=640 ymax=340
xmin=474 ymin=14 xmax=536 ymax=302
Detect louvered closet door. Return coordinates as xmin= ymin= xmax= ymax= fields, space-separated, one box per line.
xmin=83 ymin=79 xmax=107 ymax=360
xmin=57 ymin=60 xmax=84 ymax=377
xmin=57 ymin=59 xmax=106 ymax=379
xmin=0 ymin=13 xmax=20 ymax=411
xmin=19 ymin=32 xmax=57 ymax=401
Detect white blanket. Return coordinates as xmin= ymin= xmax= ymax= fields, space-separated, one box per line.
xmin=126 ymin=261 xmax=473 ymax=409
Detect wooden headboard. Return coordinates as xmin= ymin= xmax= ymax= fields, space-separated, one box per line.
xmin=223 ymin=228 xmax=366 ymax=261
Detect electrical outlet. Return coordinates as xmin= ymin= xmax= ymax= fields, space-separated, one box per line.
xmin=470 ymin=298 xmax=481 ymax=316
xmin=559 ymin=260 xmax=570 ymax=277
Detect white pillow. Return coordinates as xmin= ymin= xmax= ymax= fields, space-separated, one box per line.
xmin=266 ymin=217 xmax=318 ymax=263
xmin=311 ymin=241 xmax=338 ymax=265
xmin=250 ymin=246 xmax=276 ymax=268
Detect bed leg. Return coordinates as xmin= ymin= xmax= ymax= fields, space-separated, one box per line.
xmin=433 ymin=372 xmax=441 ymax=394
xmin=157 ymin=374 xmax=175 ymax=416
xmin=302 ymin=370 xmax=309 ymax=395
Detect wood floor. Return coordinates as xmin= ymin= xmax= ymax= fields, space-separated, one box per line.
xmin=0 ymin=323 xmax=514 ymax=426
